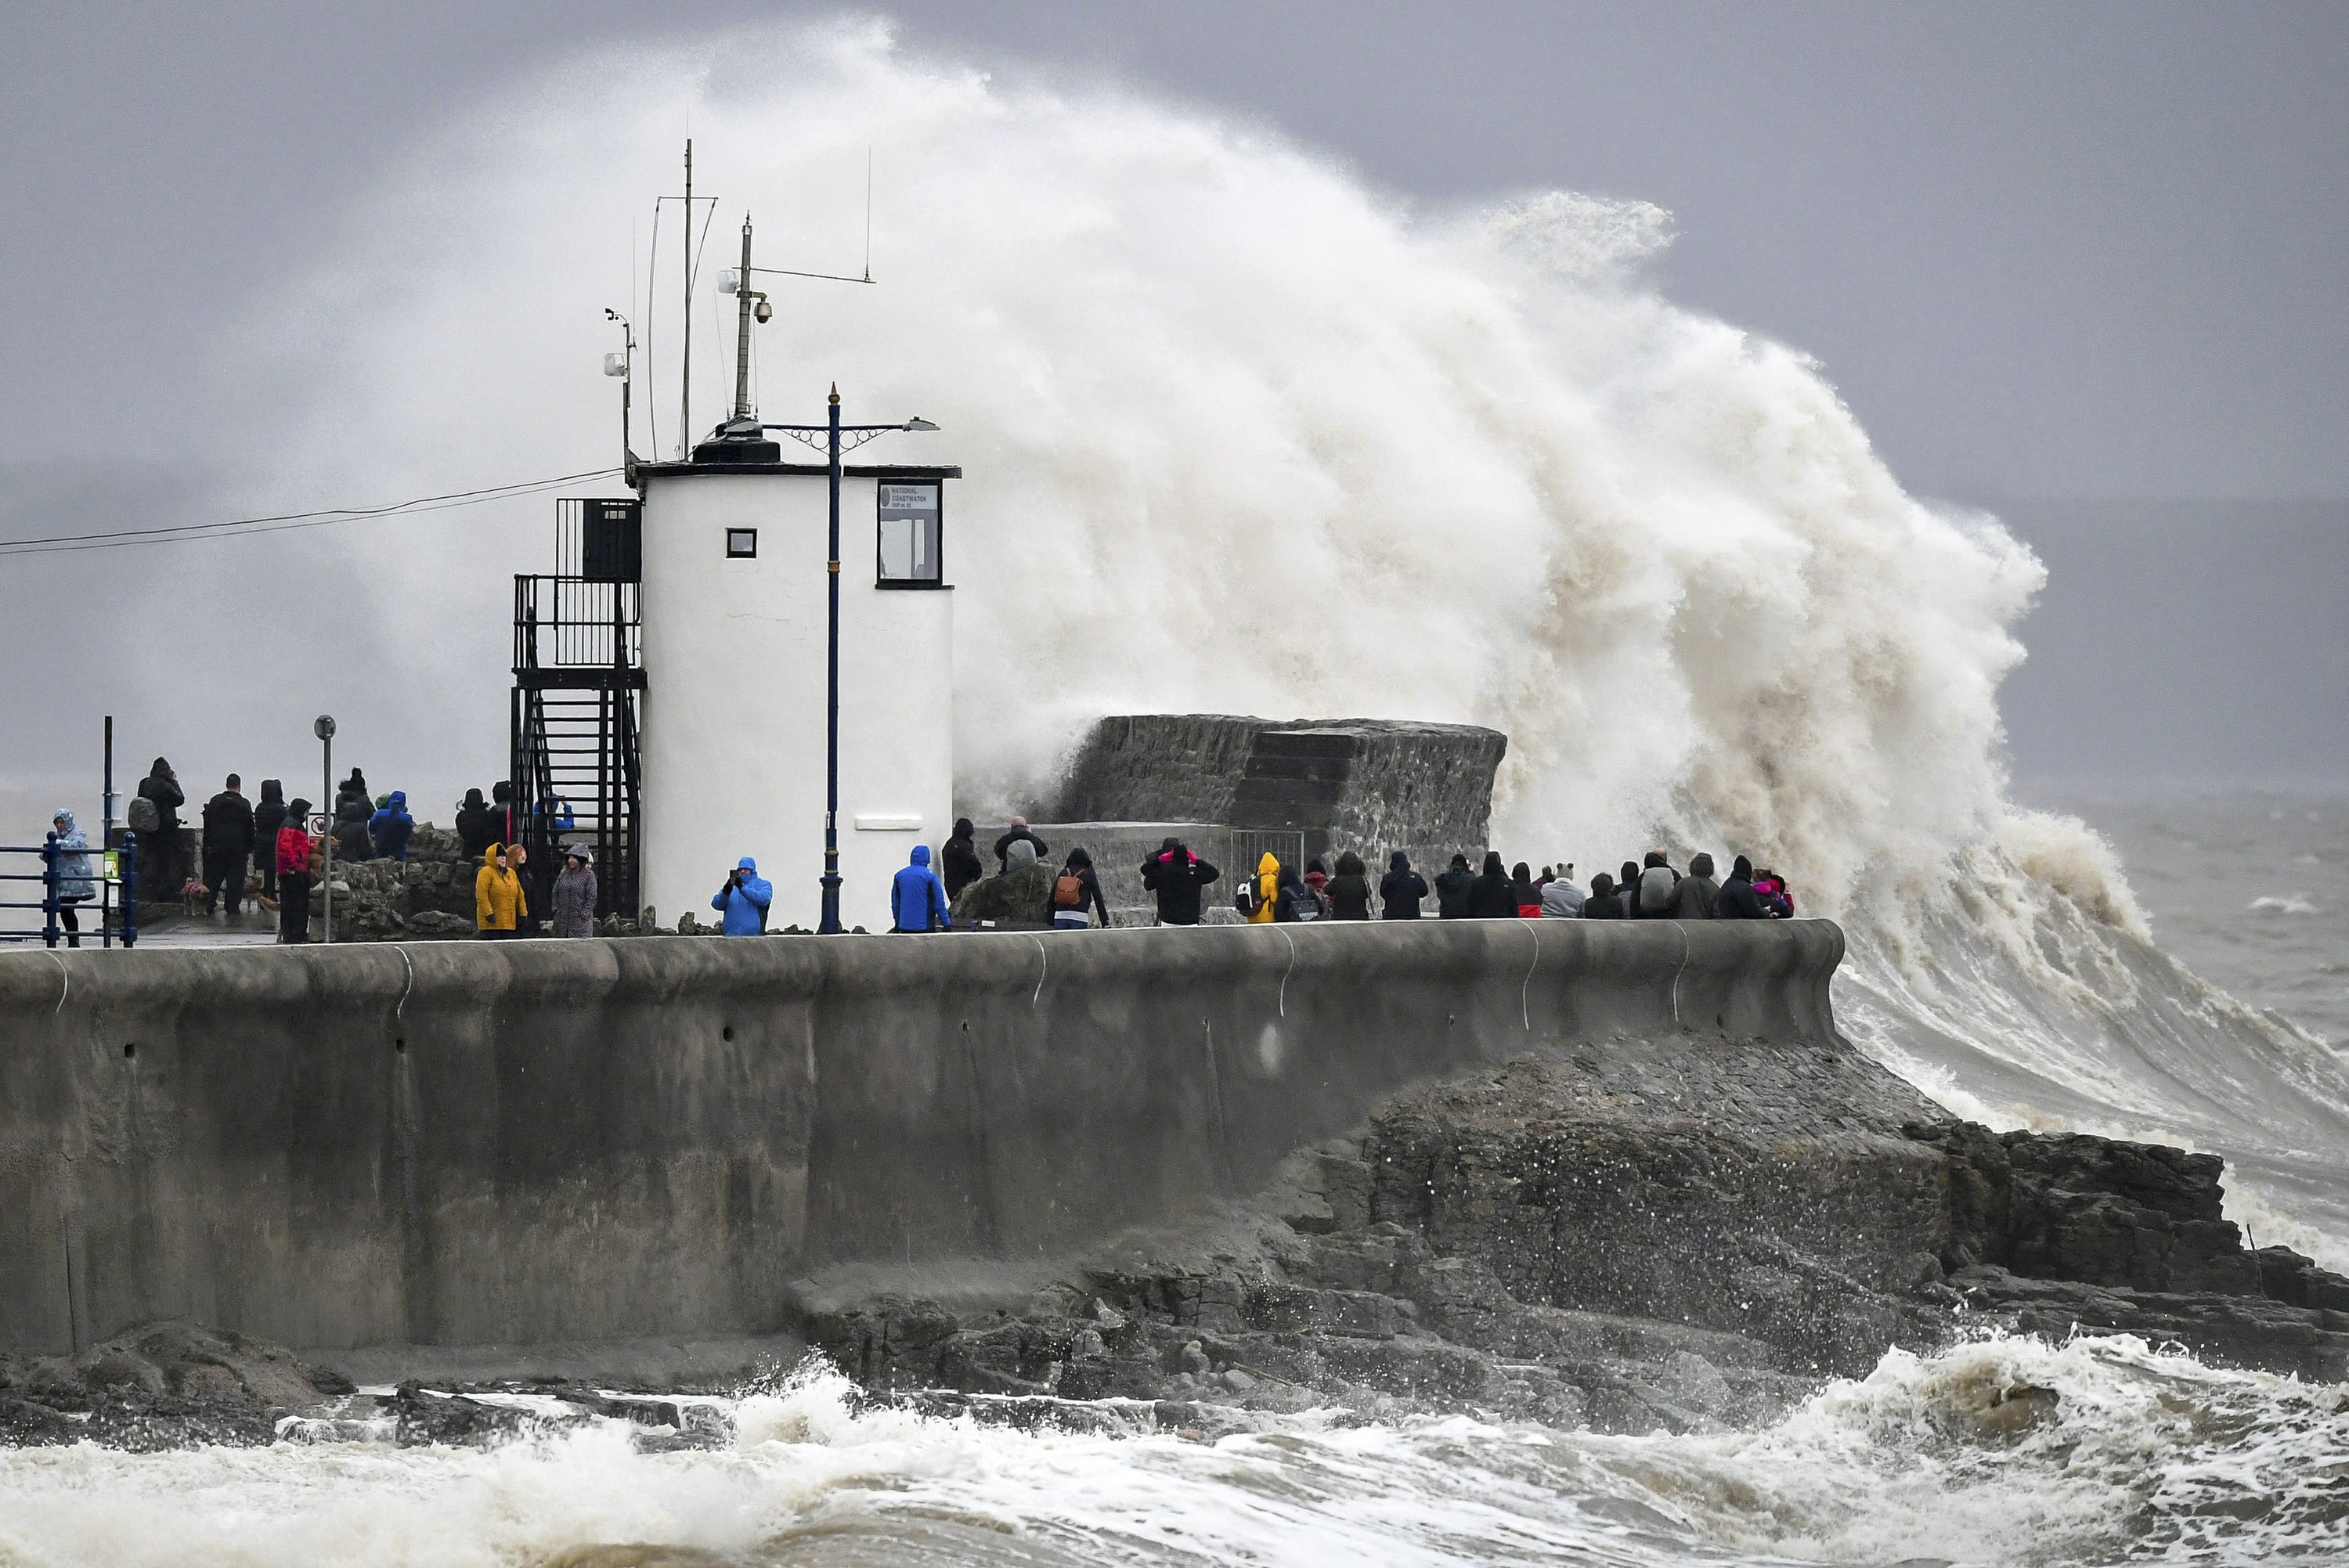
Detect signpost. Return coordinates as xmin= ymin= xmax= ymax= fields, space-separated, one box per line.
xmin=315 ymin=715 xmax=335 ymax=945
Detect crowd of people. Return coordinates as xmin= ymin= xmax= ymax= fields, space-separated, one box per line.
xmin=879 ymin=825 xmax=1795 ymax=932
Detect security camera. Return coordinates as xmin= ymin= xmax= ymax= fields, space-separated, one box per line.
xmin=754 ymin=300 xmax=774 ymax=324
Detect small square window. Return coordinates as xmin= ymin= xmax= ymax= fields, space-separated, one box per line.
xmin=725 ymin=528 xmax=758 ymax=559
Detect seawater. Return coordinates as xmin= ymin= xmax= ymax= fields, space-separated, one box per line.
xmin=7 ymin=1339 xmax=2349 ymax=1568
xmin=12 ymin=23 xmax=2344 ymax=1566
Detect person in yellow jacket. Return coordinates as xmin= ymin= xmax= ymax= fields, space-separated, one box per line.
xmin=475 ymin=843 xmax=526 ymax=937
xmin=1247 ymin=850 xmax=1280 ymax=924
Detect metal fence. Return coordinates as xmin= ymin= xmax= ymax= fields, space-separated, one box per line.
xmin=0 ymin=832 xmax=139 ymax=947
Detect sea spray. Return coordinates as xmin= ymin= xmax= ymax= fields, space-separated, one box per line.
xmin=211 ymin=21 xmax=2349 ymax=1263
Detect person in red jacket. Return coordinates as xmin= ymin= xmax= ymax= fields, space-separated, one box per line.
xmin=275 ymin=798 xmax=316 ymax=943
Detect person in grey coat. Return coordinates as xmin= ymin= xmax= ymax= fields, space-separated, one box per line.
xmin=550 ymin=845 xmax=598 ymax=938
xmin=1670 ymin=852 xmax=1721 ymax=919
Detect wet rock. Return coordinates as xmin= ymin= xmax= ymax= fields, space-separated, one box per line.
xmin=950 ymin=861 xmax=1056 ymax=926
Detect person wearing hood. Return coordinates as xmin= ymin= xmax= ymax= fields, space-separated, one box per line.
xmin=892 ymin=844 xmax=951 ymax=932
xmin=1510 ymin=862 xmax=1541 ymax=917
xmin=547 ymin=845 xmax=597 ymax=937
xmin=251 ymin=780 xmax=287 ymax=903
xmin=275 ymin=800 xmax=316 ymax=943
xmin=200 ymin=774 xmax=254 ymax=916
xmin=1045 ymin=846 xmax=1112 ymax=929
xmin=1466 ymin=851 xmax=1518 ymax=918
xmin=1434 ymin=853 xmax=1476 ymax=918
xmin=1238 ymin=850 xmax=1280 ymax=923
xmin=369 ymin=791 xmax=416 ymax=863
xmin=1303 ymin=858 xmax=1330 ymax=905
xmin=1379 ymin=851 xmax=1428 ymax=918
xmin=454 ymin=788 xmax=499 ymax=858
xmin=1618 ymin=861 xmax=1644 ymax=916
xmin=712 ymin=856 xmax=771 ymax=935
xmin=475 ymin=844 xmax=525 ymax=936
xmin=1580 ymin=871 xmax=1628 ymax=918
xmin=1716 ymin=855 xmax=1773 ymax=920
xmin=1272 ymin=862 xmax=1326 ymax=923
xmin=1324 ymin=850 xmax=1373 ymax=920
xmin=1635 ymin=852 xmax=1680 ymax=919
xmin=1753 ymin=867 xmax=1794 ymax=918
xmin=47 ymin=809 xmax=96 ymax=947
xmin=136 ymin=758 xmax=185 ymax=892
xmin=332 ymin=770 xmax=373 ymax=863
xmin=1141 ymin=838 xmax=1220 ymax=926
xmin=1670 ymin=852 xmax=1722 ymax=919
xmin=941 ymin=818 xmax=985 ymax=902
xmin=994 ymin=816 xmax=1049 ymax=874
xmin=1540 ymin=863 xmax=1585 ymax=917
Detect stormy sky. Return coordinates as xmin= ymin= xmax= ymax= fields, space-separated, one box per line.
xmin=2 ymin=1 xmax=2344 ymax=811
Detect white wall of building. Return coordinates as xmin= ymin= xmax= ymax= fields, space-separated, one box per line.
xmin=637 ymin=469 xmax=954 ymax=932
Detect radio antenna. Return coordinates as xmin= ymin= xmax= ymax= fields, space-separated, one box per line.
xmin=864 ymin=147 xmax=874 ymax=282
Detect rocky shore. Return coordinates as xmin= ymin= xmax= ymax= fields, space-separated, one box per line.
xmin=9 ymin=1026 xmax=2345 ymax=1451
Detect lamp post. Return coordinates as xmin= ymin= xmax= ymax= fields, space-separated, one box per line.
xmin=315 ymin=714 xmax=335 ymax=944
xmin=763 ymin=392 xmax=937 ymax=933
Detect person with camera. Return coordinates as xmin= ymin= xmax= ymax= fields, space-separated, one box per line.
xmin=711 ymin=856 xmax=773 ymax=935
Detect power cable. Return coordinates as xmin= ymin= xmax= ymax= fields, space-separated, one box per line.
xmin=0 ymin=469 xmax=623 ymax=558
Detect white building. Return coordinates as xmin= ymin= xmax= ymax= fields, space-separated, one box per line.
xmin=634 ymin=446 xmax=959 ymax=932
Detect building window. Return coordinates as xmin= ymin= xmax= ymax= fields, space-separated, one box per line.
xmin=876 ymin=481 xmax=942 ymax=586
xmin=725 ymin=528 xmax=758 ymax=559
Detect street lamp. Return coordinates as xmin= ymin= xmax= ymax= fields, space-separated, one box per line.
xmin=314 ymin=714 xmax=335 ymax=945
xmin=763 ymin=391 xmax=939 ymax=934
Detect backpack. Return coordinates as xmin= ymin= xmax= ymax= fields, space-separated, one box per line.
xmin=1289 ymin=888 xmax=1324 ymax=922
xmin=1233 ymin=881 xmax=1258 ymax=916
xmin=1053 ymin=872 xmax=1085 ymax=909
xmin=127 ymin=795 xmax=160 ymax=834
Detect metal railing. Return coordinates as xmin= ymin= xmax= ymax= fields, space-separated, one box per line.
xmin=0 ymin=833 xmax=139 ymax=947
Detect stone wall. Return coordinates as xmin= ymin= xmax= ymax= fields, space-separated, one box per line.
xmin=1053 ymin=714 xmax=1508 ymax=869
xmin=0 ymin=918 xmax=1839 ymax=1355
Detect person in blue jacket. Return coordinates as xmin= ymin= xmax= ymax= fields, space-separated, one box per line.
xmin=712 ymin=856 xmax=772 ymax=935
xmin=368 ymin=790 xmax=416 ymax=862
xmin=890 ymin=843 xmax=951 ymax=932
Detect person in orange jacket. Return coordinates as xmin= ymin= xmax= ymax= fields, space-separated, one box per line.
xmin=475 ymin=843 xmax=526 ymax=937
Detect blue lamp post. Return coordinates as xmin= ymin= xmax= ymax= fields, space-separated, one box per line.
xmin=764 ymin=389 xmax=937 ymax=933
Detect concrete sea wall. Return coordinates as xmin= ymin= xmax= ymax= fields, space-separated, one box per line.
xmin=0 ymin=921 xmax=1844 ymax=1356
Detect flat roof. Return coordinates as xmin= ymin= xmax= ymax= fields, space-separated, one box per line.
xmin=634 ymin=462 xmax=963 ymax=481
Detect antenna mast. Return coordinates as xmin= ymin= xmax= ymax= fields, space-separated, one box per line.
xmin=679 ymin=139 xmax=693 ymax=458
xmin=731 ymin=215 xmax=770 ymax=421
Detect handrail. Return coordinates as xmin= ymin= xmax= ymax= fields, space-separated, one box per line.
xmin=4 ymin=832 xmax=139 ymax=948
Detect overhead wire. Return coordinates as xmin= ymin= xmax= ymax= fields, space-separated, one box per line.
xmin=0 ymin=469 xmax=623 ymax=558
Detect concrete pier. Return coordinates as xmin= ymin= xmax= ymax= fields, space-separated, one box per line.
xmin=0 ymin=921 xmax=1843 ymax=1356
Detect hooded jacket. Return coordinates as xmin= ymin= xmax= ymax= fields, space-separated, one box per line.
xmin=1636 ymin=860 xmax=1680 ymax=919
xmin=276 ymin=806 xmax=317 ymax=878
xmin=1510 ymin=863 xmax=1539 ymax=915
xmin=1324 ymin=850 xmax=1373 ymax=921
xmin=712 ymin=857 xmax=773 ymax=935
xmin=1717 ymin=855 xmax=1771 ymax=920
xmin=1272 ymin=864 xmax=1325 ymax=923
xmin=1669 ymin=853 xmax=1721 ymax=920
xmin=941 ymin=819 xmax=985 ymax=901
xmin=550 ymin=849 xmax=598 ymax=937
xmin=49 ymin=810 xmax=96 ymax=902
xmin=475 ymin=845 xmax=526 ymax=931
xmin=1580 ymin=873 xmax=1628 ymax=918
xmin=892 ymin=844 xmax=951 ymax=932
xmin=1434 ymin=854 xmax=1476 ymax=919
xmin=1140 ymin=839 xmax=1220 ymax=925
xmin=201 ymin=787 xmax=254 ymax=861
xmin=1246 ymin=851 xmax=1280 ymax=924
xmin=1379 ymin=852 xmax=1428 ymax=918
xmin=1467 ymin=852 xmax=1519 ymax=919
xmin=1045 ymin=848 xmax=1113 ymax=927
xmin=251 ymin=781 xmax=287 ymax=868
xmin=138 ymin=761 xmax=183 ymax=831
xmin=369 ymin=791 xmax=415 ymax=861
xmin=454 ymin=788 xmax=500 ymax=858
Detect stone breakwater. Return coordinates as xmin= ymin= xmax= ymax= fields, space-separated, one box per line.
xmin=2 ymin=920 xmax=2344 ymax=1450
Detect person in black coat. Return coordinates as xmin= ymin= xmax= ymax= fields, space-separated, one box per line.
xmin=200 ymin=774 xmax=255 ymax=915
xmin=1716 ymin=854 xmax=1773 ymax=919
xmin=1324 ymin=850 xmax=1373 ymax=920
xmin=1043 ymin=845 xmax=1113 ymax=928
xmin=455 ymin=788 xmax=500 ymax=859
xmin=1139 ymin=837 xmax=1220 ymax=925
xmin=1379 ymin=851 xmax=1428 ymax=918
xmin=1272 ymin=863 xmax=1326 ymax=923
xmin=1434 ymin=853 xmax=1476 ymax=918
xmin=1467 ymin=851 xmax=1519 ymax=918
xmin=251 ymin=779 xmax=288 ymax=902
xmin=138 ymin=758 xmax=186 ymax=891
xmin=942 ymin=817 xmax=986 ymax=902
xmin=332 ymin=770 xmax=373 ymax=863
xmin=1580 ymin=871 xmax=1628 ymax=918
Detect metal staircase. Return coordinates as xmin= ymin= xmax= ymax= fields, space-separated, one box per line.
xmin=511 ymin=499 xmax=644 ymax=921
